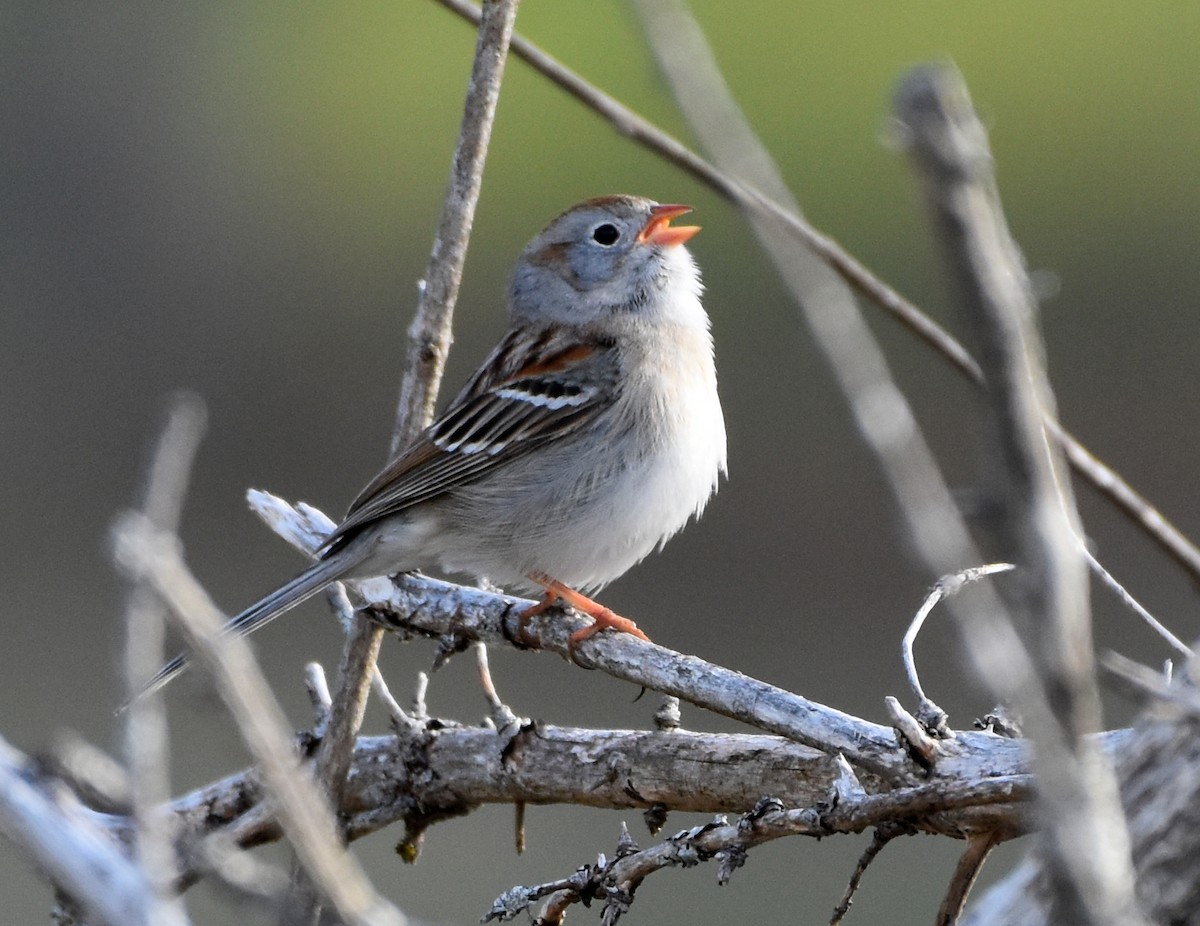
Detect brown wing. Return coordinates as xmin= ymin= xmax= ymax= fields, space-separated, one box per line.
xmin=320 ymin=326 xmax=618 ymax=552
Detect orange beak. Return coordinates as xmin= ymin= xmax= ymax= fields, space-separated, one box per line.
xmin=636 ymin=203 xmax=701 ymax=248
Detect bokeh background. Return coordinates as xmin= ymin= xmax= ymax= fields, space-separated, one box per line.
xmin=3 ymin=2 xmax=1198 ymax=923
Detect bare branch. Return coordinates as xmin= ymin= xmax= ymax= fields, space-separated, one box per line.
xmin=936 ymin=834 xmax=999 ymax=926
xmin=476 ymin=644 xmax=521 ymax=735
xmin=486 ymin=779 xmax=1028 ymax=923
xmin=885 ymin=697 xmax=941 ymax=771
xmin=389 ymin=0 xmax=520 ymax=456
xmin=1079 ymin=545 xmax=1191 ymax=658
xmin=114 ymin=726 xmax=883 ymax=883
xmin=895 ymin=63 xmax=1142 ymax=925
xmin=0 ymin=733 xmax=153 ymax=926
xmin=902 ymin=564 xmax=1015 ymax=730
xmin=244 ymin=491 xmax=1044 ymax=785
xmin=830 ymin=825 xmax=906 ymax=926
xmin=967 ymin=685 xmax=1200 ymax=924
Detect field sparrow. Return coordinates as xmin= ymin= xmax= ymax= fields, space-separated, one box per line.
xmin=151 ymin=195 xmax=726 ymax=691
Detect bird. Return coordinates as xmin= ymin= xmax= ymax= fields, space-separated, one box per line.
xmin=148 ymin=195 xmax=726 ymax=694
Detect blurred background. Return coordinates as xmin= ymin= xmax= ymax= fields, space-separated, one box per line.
xmin=3 ymin=2 xmax=1198 ymax=923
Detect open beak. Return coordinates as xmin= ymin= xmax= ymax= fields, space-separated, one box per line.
xmin=636 ymin=203 xmax=701 ymax=247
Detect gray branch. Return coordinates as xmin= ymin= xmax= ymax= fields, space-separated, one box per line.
xmin=895 ymin=64 xmax=1142 ymax=925
xmin=0 ymin=733 xmax=154 ymax=926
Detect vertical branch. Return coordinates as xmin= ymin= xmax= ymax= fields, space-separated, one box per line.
xmin=895 ymin=64 xmax=1143 ymax=925
xmin=389 ymin=0 xmax=521 ymax=455
xmin=121 ymin=394 xmax=207 ymax=926
xmin=296 ymin=0 xmax=521 ymax=919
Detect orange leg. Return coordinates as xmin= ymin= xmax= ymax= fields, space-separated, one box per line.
xmin=522 ymin=574 xmax=651 ymax=651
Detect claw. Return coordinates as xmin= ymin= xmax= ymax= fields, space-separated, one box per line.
xmin=521 ymin=574 xmax=651 ymax=664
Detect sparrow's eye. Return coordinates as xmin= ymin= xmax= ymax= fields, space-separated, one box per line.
xmin=591 ymin=223 xmax=620 ymax=246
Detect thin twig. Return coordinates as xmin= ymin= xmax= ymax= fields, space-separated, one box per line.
xmin=304 ymin=663 xmax=334 ymax=737
xmin=895 ymin=64 xmax=1143 ymax=926
xmin=476 ymin=644 xmax=521 ymax=735
xmin=936 ymin=833 xmax=998 ymax=926
xmin=121 ymin=394 xmax=206 ymax=926
xmin=1079 ymin=544 xmax=1191 ymax=658
xmin=298 ymin=0 xmax=521 ymax=919
xmin=1100 ymin=651 xmax=1200 ymax=715
xmin=902 ymin=564 xmax=1015 ymax=727
xmin=431 ymin=0 xmax=1200 ymax=589
xmin=885 ymin=697 xmax=940 ymax=771
xmin=829 ymin=825 xmax=906 ymax=926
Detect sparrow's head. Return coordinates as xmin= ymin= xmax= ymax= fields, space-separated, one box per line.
xmin=510 ymin=195 xmax=703 ymax=327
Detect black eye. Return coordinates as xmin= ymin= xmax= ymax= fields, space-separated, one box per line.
xmin=591 ymin=223 xmax=620 ymax=246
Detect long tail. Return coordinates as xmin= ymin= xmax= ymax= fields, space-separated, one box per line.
xmin=138 ymin=547 xmax=366 ymax=700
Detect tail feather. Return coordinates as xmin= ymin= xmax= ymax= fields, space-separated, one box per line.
xmin=136 ymin=549 xmax=364 ymax=701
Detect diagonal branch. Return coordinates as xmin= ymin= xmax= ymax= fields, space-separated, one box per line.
xmin=112 ymin=515 xmax=405 ymax=926
xmin=430 ymin=0 xmax=1200 ymax=591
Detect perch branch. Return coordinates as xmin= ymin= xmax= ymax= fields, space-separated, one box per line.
xmin=245 ymin=493 xmax=1013 ymax=781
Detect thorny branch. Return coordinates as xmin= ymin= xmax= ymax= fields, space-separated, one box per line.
xmin=484 ymin=781 xmax=1028 ymax=925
